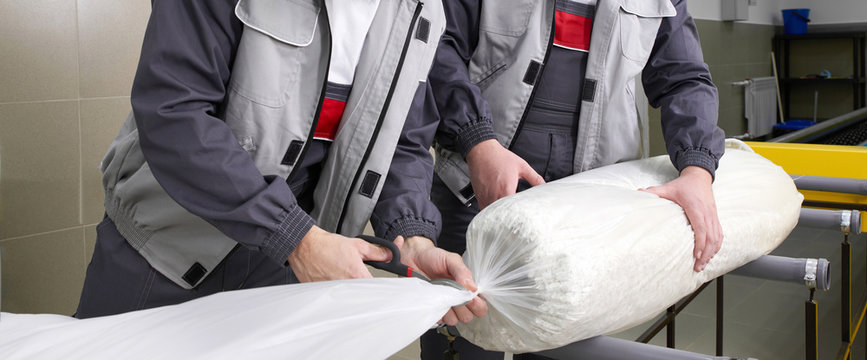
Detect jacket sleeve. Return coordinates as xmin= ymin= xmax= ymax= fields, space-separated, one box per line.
xmin=642 ymin=0 xmax=725 ymax=178
xmin=371 ymin=82 xmax=442 ymax=243
xmin=131 ymin=0 xmax=313 ymax=265
xmin=430 ymin=0 xmax=497 ymax=158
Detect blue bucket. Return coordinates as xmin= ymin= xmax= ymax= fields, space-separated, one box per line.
xmin=782 ymin=9 xmax=810 ymax=35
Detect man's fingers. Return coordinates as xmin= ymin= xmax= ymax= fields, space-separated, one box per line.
xmin=520 ymin=164 xmax=546 ymax=187
xmin=442 ymin=309 xmax=459 ymax=327
xmin=451 ymin=305 xmax=475 ymax=324
xmin=640 ymin=184 xmax=673 ymax=200
xmin=466 ymin=296 xmax=488 ymax=318
xmin=356 ymin=239 xmax=392 ymax=262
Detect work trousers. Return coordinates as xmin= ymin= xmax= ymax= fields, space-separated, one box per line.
xmin=74 ymin=216 xmax=296 ymax=319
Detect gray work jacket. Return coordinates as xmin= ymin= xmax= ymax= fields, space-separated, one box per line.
xmin=433 ymin=0 xmax=724 ymax=204
xmin=101 ymin=0 xmax=446 ymax=288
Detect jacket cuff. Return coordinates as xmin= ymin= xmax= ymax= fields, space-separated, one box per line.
xmin=383 ymin=216 xmax=439 ymax=245
xmin=261 ymin=205 xmax=315 ymax=264
xmin=674 ymin=147 xmax=719 ymax=181
xmin=456 ymin=117 xmax=498 ymax=158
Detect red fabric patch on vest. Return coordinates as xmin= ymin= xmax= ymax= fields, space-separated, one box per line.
xmin=554 ymin=10 xmax=592 ymax=51
xmin=314 ymin=98 xmax=346 ymax=141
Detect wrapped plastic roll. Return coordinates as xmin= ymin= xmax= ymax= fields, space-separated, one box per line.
xmin=0 ymin=278 xmax=471 ymax=359
xmin=458 ymin=140 xmax=803 ymax=352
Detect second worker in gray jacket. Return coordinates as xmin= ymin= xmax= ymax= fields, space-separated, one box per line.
xmin=423 ymin=0 xmax=725 ymax=358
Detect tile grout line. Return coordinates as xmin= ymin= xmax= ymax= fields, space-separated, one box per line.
xmin=0 ymin=96 xmax=129 ymax=106
xmin=74 ymin=0 xmax=86 ymax=266
xmin=0 ymin=225 xmax=98 ymax=243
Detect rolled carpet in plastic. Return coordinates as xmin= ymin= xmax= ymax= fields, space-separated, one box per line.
xmin=458 ymin=139 xmax=803 ymax=352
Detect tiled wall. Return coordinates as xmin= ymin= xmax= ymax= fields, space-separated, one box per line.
xmin=0 ymin=0 xmax=150 ymax=315
xmin=648 ymin=20 xmax=777 ymax=155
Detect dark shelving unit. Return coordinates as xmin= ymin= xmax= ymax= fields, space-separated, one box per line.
xmin=773 ymin=32 xmax=866 ymax=121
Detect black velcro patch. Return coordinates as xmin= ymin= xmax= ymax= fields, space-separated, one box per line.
xmin=182 ymin=262 xmax=207 ymax=287
xmin=582 ymin=79 xmax=597 ymax=103
xmin=416 ymin=17 xmax=431 ymax=43
xmin=359 ymin=171 xmax=381 ymax=198
xmin=281 ymin=140 xmax=305 ymax=166
xmin=523 ymin=60 xmax=542 ymax=85
xmin=458 ymin=184 xmax=475 ymax=200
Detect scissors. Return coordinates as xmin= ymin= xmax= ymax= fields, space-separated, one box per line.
xmin=359 ymin=235 xmax=467 ymax=291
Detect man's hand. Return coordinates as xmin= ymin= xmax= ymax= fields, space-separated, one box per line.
xmin=396 ymin=236 xmax=488 ymax=325
xmin=466 ymin=139 xmax=545 ymax=209
xmin=287 ymin=226 xmax=392 ymax=282
xmin=641 ymin=166 xmax=723 ymax=272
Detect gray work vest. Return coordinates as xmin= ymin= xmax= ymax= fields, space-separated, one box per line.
xmin=434 ymin=0 xmax=676 ymax=204
xmin=101 ymin=0 xmax=445 ymax=289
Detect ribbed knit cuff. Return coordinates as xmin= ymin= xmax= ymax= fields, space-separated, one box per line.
xmin=674 ymin=147 xmax=719 ymax=181
xmin=456 ymin=117 xmax=498 ymax=159
xmin=383 ymin=216 xmax=439 ymax=245
xmin=261 ymin=205 xmax=315 ymax=265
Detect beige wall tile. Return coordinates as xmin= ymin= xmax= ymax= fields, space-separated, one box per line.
xmin=0 ymin=0 xmax=79 ymax=102
xmin=80 ymin=98 xmax=129 ymax=224
xmin=0 ymin=101 xmax=81 ymax=239
xmin=78 ymin=0 xmax=151 ymax=98
xmin=0 ymin=228 xmax=86 ymax=315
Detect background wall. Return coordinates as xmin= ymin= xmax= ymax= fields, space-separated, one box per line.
xmin=689 ymin=0 xmax=867 ymax=25
xmin=0 ymin=0 xmax=149 ymax=314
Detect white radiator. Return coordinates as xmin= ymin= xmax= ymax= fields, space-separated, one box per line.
xmin=743 ymin=77 xmax=778 ymax=137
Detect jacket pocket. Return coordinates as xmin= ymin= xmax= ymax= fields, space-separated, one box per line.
xmin=479 ymin=0 xmax=535 ymax=37
xmin=230 ymin=0 xmax=320 ymax=107
xmin=471 ymin=62 xmax=507 ymax=90
xmin=618 ymin=0 xmax=675 ymax=62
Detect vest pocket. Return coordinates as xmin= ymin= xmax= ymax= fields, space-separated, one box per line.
xmin=479 ymin=0 xmax=535 ymax=37
xmin=617 ymin=0 xmax=674 ymax=62
xmin=471 ymin=62 xmax=507 ymax=90
xmin=230 ymin=0 xmax=320 ymax=107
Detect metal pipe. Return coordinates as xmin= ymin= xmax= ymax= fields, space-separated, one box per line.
xmin=637 ymin=283 xmax=710 ymax=343
xmin=729 ymin=255 xmax=831 ymax=291
xmin=792 ymin=175 xmax=867 ymax=195
xmin=806 ymin=294 xmax=818 ymax=360
xmin=799 ymin=208 xmax=861 ymax=235
xmin=716 ymin=277 xmax=724 ymax=356
xmin=536 ymin=336 xmax=751 ymax=360
xmin=843 ymin=237 xmax=851 ymax=344
xmin=769 ymin=107 xmax=867 ymax=143
xmin=667 ymin=306 xmax=676 ymax=348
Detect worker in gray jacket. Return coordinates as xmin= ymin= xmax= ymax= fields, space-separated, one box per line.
xmin=75 ymin=0 xmax=486 ymax=326
xmin=423 ymin=0 xmax=725 ymax=357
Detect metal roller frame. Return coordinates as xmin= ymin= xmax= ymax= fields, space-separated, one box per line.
xmin=799 ymin=208 xmax=862 ymax=235
xmin=536 ymin=335 xmax=753 ymax=360
xmin=792 ymin=176 xmax=867 ymax=196
xmin=436 ymin=327 xmax=749 ymax=360
xmin=769 ymin=107 xmax=867 ymax=144
xmin=730 ymin=255 xmax=831 ymax=291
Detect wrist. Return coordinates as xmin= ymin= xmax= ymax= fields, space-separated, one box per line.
xmin=466 ymin=139 xmax=501 ymax=164
xmin=404 ymin=236 xmax=434 ymax=252
xmin=680 ymin=165 xmax=713 ymax=182
xmin=289 ymin=225 xmax=325 ymax=263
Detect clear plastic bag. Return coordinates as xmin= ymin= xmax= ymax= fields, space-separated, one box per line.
xmin=0 ymin=278 xmax=472 ymax=359
xmin=457 ymin=140 xmax=803 ymax=352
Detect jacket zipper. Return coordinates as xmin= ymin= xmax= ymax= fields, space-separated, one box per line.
xmin=286 ymin=5 xmax=332 ymax=183
xmin=335 ymin=1 xmax=424 ymax=233
xmin=508 ymin=6 xmax=556 ymax=151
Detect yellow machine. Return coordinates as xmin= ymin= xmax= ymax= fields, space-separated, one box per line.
xmin=745 ymin=141 xmax=867 ymax=233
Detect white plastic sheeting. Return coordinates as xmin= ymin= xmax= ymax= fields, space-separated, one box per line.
xmin=0 ymin=278 xmax=471 ymax=359
xmin=458 ymin=140 xmax=803 ymax=352
xmin=0 ymin=140 xmax=802 ymax=358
